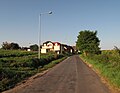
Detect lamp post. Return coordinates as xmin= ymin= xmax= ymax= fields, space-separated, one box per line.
xmin=38 ymin=11 xmax=52 ymax=59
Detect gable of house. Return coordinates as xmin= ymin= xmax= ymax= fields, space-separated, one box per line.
xmin=53 ymin=42 xmax=61 ymax=51
xmin=42 ymin=41 xmax=53 ymax=49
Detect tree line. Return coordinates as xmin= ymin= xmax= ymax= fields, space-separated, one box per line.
xmin=1 ymin=41 xmax=38 ymax=51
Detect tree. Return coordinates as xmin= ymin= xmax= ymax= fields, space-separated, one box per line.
xmin=2 ymin=42 xmax=11 ymax=50
xmin=10 ymin=43 xmax=20 ymax=50
xmin=76 ymin=30 xmax=100 ymax=55
xmin=30 ymin=44 xmax=38 ymax=51
xmin=2 ymin=42 xmax=20 ymax=50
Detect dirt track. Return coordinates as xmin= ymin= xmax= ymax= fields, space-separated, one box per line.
xmin=3 ymin=55 xmax=111 ymax=93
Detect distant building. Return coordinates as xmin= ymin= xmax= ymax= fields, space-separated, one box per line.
xmin=41 ymin=41 xmax=74 ymax=54
xmin=72 ymin=46 xmax=77 ymax=53
xmin=21 ymin=47 xmax=31 ymax=51
xmin=27 ymin=49 xmax=31 ymax=51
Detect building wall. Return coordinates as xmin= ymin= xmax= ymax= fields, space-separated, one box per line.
xmin=54 ymin=45 xmax=60 ymax=51
xmin=41 ymin=48 xmax=46 ymax=53
xmin=41 ymin=42 xmax=54 ymax=53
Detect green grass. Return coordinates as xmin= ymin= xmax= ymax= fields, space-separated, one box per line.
xmin=0 ymin=50 xmax=37 ymax=58
xmin=80 ymin=50 xmax=120 ymax=89
xmin=42 ymin=57 xmax=67 ymax=70
xmin=0 ymin=50 xmax=66 ymax=92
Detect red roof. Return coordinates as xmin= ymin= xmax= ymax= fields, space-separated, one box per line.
xmin=53 ymin=42 xmax=61 ymax=45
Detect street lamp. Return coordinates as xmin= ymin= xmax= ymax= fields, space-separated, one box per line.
xmin=38 ymin=11 xmax=52 ymax=59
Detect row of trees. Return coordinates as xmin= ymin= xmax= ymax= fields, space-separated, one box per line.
xmin=1 ymin=41 xmax=38 ymax=51
xmin=2 ymin=42 xmax=20 ymax=50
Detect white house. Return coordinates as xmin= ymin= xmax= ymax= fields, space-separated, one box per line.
xmin=41 ymin=41 xmax=74 ymax=54
xmin=41 ymin=41 xmax=54 ymax=53
xmin=53 ymin=42 xmax=61 ymax=54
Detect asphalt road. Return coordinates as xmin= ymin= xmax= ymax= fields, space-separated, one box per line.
xmin=4 ymin=55 xmax=111 ymax=93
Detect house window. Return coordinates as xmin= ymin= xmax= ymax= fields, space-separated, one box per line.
xmin=44 ymin=44 xmax=46 ymax=46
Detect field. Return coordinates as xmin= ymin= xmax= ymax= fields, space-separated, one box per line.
xmin=81 ymin=50 xmax=120 ymax=91
xmin=0 ymin=50 xmax=65 ymax=92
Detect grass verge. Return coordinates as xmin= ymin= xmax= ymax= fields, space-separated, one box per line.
xmin=80 ymin=54 xmax=120 ymax=93
xmin=39 ymin=57 xmax=67 ymax=71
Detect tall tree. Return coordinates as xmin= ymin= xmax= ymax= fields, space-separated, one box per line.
xmin=76 ymin=30 xmax=100 ymax=55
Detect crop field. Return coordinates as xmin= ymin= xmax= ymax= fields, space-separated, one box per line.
xmin=81 ymin=50 xmax=120 ymax=91
xmin=0 ymin=50 xmax=65 ymax=92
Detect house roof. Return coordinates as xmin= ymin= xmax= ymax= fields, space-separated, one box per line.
xmin=43 ymin=41 xmax=53 ymax=44
xmin=53 ymin=42 xmax=61 ymax=45
xmin=42 ymin=41 xmax=61 ymax=46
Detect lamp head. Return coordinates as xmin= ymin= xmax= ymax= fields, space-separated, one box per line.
xmin=49 ymin=11 xmax=52 ymax=14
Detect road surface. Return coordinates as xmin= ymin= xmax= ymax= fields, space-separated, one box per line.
xmin=4 ymin=55 xmax=110 ymax=93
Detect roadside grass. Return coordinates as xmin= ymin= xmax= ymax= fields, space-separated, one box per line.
xmin=80 ymin=51 xmax=120 ymax=92
xmin=40 ymin=57 xmax=67 ymax=71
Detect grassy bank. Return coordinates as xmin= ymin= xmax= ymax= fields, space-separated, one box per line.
xmin=80 ymin=50 xmax=120 ymax=91
xmin=0 ymin=50 xmax=67 ymax=92
xmin=39 ymin=57 xmax=67 ymax=71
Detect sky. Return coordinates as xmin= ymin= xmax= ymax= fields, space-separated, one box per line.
xmin=0 ymin=0 xmax=120 ymax=49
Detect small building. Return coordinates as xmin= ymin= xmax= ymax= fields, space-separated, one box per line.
xmin=21 ymin=47 xmax=31 ymax=51
xmin=27 ymin=49 xmax=31 ymax=51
